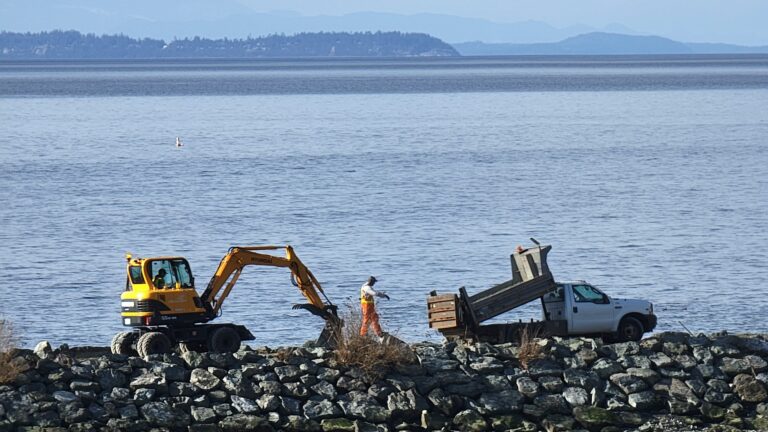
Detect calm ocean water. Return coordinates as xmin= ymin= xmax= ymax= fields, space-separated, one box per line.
xmin=1 ymin=55 xmax=767 ymax=348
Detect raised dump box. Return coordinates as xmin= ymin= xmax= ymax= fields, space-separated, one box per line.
xmin=428 ymin=242 xmax=559 ymax=340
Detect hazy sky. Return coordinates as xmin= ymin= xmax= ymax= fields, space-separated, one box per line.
xmin=3 ymin=0 xmax=768 ymax=44
xmin=238 ymin=0 xmax=768 ymax=45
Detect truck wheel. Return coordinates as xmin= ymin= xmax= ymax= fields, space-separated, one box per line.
xmin=617 ymin=317 xmax=643 ymax=342
xmin=137 ymin=332 xmax=172 ymax=357
xmin=208 ymin=327 xmax=241 ymax=353
xmin=111 ymin=332 xmax=138 ymax=356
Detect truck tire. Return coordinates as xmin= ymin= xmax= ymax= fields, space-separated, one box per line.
xmin=208 ymin=327 xmax=241 ymax=353
xmin=111 ymin=332 xmax=138 ymax=356
xmin=617 ymin=317 xmax=643 ymax=342
xmin=137 ymin=332 xmax=172 ymax=357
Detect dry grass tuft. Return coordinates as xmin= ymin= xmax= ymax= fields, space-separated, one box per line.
xmin=0 ymin=318 xmax=24 ymax=384
xmin=332 ymin=304 xmax=415 ymax=380
xmin=517 ymin=325 xmax=543 ymax=370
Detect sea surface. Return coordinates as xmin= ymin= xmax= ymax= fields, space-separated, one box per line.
xmin=1 ymin=55 xmax=767 ymax=348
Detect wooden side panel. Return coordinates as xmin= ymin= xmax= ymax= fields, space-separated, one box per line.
xmin=427 ymin=294 xmax=461 ymax=330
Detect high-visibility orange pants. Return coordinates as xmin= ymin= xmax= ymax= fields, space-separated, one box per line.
xmin=360 ymin=303 xmax=382 ymax=337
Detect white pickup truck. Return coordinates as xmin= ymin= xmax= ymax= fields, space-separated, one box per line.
xmin=542 ymin=281 xmax=656 ymax=342
xmin=427 ymin=241 xmax=657 ymax=343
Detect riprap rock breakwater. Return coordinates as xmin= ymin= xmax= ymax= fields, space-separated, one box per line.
xmin=2 ymin=332 xmax=768 ymax=431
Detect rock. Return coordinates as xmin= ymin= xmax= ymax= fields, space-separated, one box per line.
xmin=453 ymin=409 xmax=487 ymax=432
xmin=119 ymin=404 xmax=139 ymax=419
xmin=191 ymin=368 xmax=221 ymax=391
xmin=140 ymin=401 xmax=190 ymax=428
xmin=338 ymin=397 xmax=388 ymax=423
xmin=573 ymin=406 xmax=618 ymax=428
xmin=472 ymin=390 xmax=523 ymax=415
xmin=591 ymin=358 xmax=624 ymax=379
xmin=700 ymin=401 xmax=726 ymax=419
xmin=304 ymin=399 xmax=343 ymax=420
xmin=219 ymin=414 xmax=272 ymax=432
xmin=746 ymin=354 xmax=768 ymax=372
xmin=693 ymin=346 xmax=714 ymax=364
xmin=190 ymin=406 xmax=217 ymax=423
xmin=445 ymin=380 xmax=486 ymax=398
xmin=720 ymin=357 xmax=752 ymax=376
xmin=469 ymin=356 xmax=504 ymax=373
xmin=563 ymin=387 xmax=589 ymax=407
xmin=563 ymin=369 xmax=601 ymax=391
xmin=603 ymin=341 xmax=641 ymax=358
xmin=70 ymin=380 xmax=100 ymax=393
xmin=312 ymin=380 xmax=338 ymax=400
xmin=317 ymin=367 xmax=341 ymax=383
xmin=625 ymin=368 xmax=660 ymax=385
xmin=280 ymin=396 xmax=302 ymax=415
xmin=649 ymin=352 xmax=675 ymax=368
xmin=169 ymin=381 xmax=198 ymax=397
xmin=96 ymin=369 xmax=126 ymax=392
xmin=516 ymin=377 xmax=540 ymax=398
xmin=526 ymin=359 xmax=563 ymax=378
xmin=541 ymin=414 xmax=575 ymax=432
xmin=387 ymin=389 xmax=428 ymax=419
xmin=320 ymin=418 xmax=355 ymax=432
xmin=538 ymin=376 xmax=565 ymax=393
xmin=284 ymin=415 xmax=321 ymax=432
xmin=533 ymin=394 xmax=570 ymax=414
xmin=52 ymin=390 xmax=78 ymax=403
xmin=490 ymin=414 xmax=536 ymax=432
xmin=733 ymin=373 xmax=768 ymax=402
xmin=152 ymin=362 xmax=188 ymax=382
xmin=129 ymin=373 xmax=166 ymax=392
xmin=628 ymin=391 xmax=658 ymax=410
xmin=232 ymin=395 xmax=261 ymax=413
xmin=257 ymin=394 xmax=281 ymax=412
xmin=275 ymin=365 xmax=302 ymax=383
xmin=34 ymin=341 xmax=53 ymax=359
xmin=427 ymin=388 xmax=463 ymax=417
xmin=609 ymin=373 xmax=648 ymax=394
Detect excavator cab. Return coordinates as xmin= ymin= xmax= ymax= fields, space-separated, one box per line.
xmin=121 ymin=255 xmax=209 ymax=328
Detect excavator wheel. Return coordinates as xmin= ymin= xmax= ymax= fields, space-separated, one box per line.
xmin=136 ymin=332 xmax=172 ymax=357
xmin=208 ymin=327 xmax=241 ymax=353
xmin=111 ymin=332 xmax=138 ymax=356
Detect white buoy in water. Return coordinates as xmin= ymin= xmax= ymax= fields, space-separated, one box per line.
xmin=175 ymin=137 xmax=184 ymax=147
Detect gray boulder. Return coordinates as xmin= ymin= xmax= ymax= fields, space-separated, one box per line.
xmin=733 ymin=373 xmax=768 ymax=403
xmin=232 ymin=395 xmax=260 ymax=414
xmin=516 ymin=376 xmax=540 ymax=398
xmin=591 ymin=358 xmax=624 ymax=379
xmin=452 ymin=409 xmax=487 ymax=432
xmin=303 ymin=399 xmax=342 ymax=420
xmin=140 ymin=401 xmax=190 ymax=428
xmin=219 ymin=414 xmax=272 ymax=432
xmin=628 ymin=391 xmax=659 ymax=410
xmin=190 ymin=368 xmax=221 ymax=391
xmin=563 ymin=387 xmax=589 ymax=407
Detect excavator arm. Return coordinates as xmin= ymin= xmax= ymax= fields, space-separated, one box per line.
xmin=199 ymin=246 xmax=338 ymax=321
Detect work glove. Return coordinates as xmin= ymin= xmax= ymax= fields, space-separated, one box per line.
xmin=379 ymin=293 xmax=390 ymax=300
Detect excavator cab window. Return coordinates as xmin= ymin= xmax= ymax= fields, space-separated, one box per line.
xmin=128 ymin=266 xmax=144 ymax=285
xmin=150 ymin=259 xmax=193 ymax=289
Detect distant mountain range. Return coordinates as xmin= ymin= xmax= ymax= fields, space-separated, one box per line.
xmin=0 ymin=30 xmax=458 ymax=59
xmin=454 ymin=33 xmax=768 ymax=55
xmin=0 ymin=0 xmax=643 ymax=44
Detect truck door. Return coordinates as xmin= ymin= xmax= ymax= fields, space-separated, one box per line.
xmin=567 ymin=284 xmax=615 ymax=334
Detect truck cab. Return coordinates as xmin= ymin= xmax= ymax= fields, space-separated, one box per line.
xmin=542 ymin=281 xmax=656 ymax=341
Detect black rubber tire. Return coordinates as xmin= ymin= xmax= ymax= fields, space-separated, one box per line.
xmin=207 ymin=327 xmax=241 ymax=353
xmin=617 ymin=317 xmax=644 ymax=342
xmin=111 ymin=332 xmax=138 ymax=355
xmin=136 ymin=332 xmax=172 ymax=357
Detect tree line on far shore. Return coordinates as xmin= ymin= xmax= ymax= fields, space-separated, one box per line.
xmin=0 ymin=30 xmax=459 ymax=59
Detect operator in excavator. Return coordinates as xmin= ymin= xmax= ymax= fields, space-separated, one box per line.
xmin=360 ymin=276 xmax=390 ymax=339
xmin=153 ymin=269 xmax=167 ymax=288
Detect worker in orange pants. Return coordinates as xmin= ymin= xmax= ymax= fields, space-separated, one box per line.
xmin=360 ymin=276 xmax=389 ymax=338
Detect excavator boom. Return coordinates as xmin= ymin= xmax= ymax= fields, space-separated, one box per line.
xmin=199 ymin=245 xmax=336 ymax=320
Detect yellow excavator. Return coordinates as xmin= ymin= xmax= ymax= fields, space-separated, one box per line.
xmin=112 ymin=245 xmax=340 ymax=357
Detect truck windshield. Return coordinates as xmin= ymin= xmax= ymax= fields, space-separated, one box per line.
xmin=572 ymin=284 xmax=608 ymax=304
